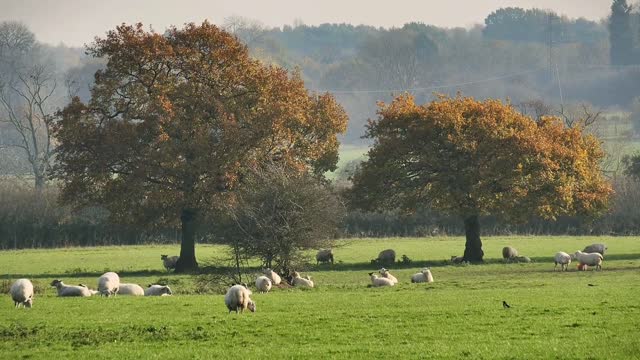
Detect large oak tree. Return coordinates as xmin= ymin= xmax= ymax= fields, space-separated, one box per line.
xmin=350 ymin=94 xmax=611 ymax=262
xmin=53 ymin=22 xmax=347 ymax=272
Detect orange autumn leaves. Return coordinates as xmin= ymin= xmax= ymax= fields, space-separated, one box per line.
xmin=351 ymin=94 xmax=611 ymax=222
xmin=53 ymin=22 xmax=347 ymax=225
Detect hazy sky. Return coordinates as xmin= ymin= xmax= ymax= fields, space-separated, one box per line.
xmin=0 ymin=0 xmax=612 ymax=47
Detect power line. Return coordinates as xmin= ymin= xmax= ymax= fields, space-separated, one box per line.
xmin=314 ymin=68 xmax=546 ymax=95
xmin=311 ymin=63 xmax=639 ymax=95
xmin=554 ymin=62 xmax=564 ymax=107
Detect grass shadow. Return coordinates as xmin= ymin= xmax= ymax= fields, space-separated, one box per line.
xmin=3 ymin=254 xmax=638 ymax=279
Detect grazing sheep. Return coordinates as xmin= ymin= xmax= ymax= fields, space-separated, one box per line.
xmin=224 ymin=284 xmax=256 ymax=314
xmin=368 ymin=272 xmax=395 ymax=287
xmin=10 ymin=279 xmax=34 ymax=308
xmin=97 ymin=272 xmax=120 ymax=297
xmin=316 ymin=249 xmax=334 ymax=265
xmin=118 ymin=283 xmax=145 ymax=296
xmin=450 ymin=255 xmax=465 ymax=264
xmin=411 ymin=268 xmax=434 ymax=283
xmin=161 ymin=255 xmax=179 ymax=271
xmin=255 ymin=276 xmax=272 ymax=294
xmin=50 ymin=280 xmax=92 ymax=297
xmin=291 ymin=272 xmax=314 ymax=288
xmin=144 ymin=285 xmax=173 ymax=296
xmin=379 ymin=268 xmax=398 ymax=284
xmin=582 ymin=243 xmax=607 ymax=256
xmin=554 ymin=252 xmax=572 ymax=271
xmin=573 ymin=251 xmax=603 ymax=271
xmin=372 ymin=249 xmax=396 ymax=264
xmin=262 ymin=268 xmax=282 ymax=285
xmin=502 ymin=246 xmax=518 ymax=260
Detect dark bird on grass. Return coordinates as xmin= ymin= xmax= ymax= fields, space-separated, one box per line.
xmin=502 ymin=301 xmax=511 ymax=309
xmin=588 ymin=284 xmax=596 ymax=287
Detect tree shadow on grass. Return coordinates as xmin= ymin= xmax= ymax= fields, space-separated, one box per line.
xmin=3 ymin=254 xmax=638 ymax=279
xmin=1 ymin=269 xmax=172 ymax=280
xmin=308 ymin=253 xmax=640 ymax=272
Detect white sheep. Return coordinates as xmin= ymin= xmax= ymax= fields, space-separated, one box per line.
xmin=379 ymin=267 xmax=398 ymax=284
xmin=411 ymin=268 xmax=434 ymax=283
xmin=144 ymin=284 xmax=173 ymax=296
xmin=161 ymin=255 xmax=179 ymax=271
xmin=255 ymin=276 xmax=272 ymax=294
xmin=368 ymin=272 xmax=395 ymax=287
xmin=224 ymin=284 xmax=256 ymax=314
xmin=372 ymin=249 xmax=396 ymax=264
xmin=50 ymin=280 xmax=92 ymax=297
xmin=97 ymin=272 xmax=120 ymax=297
xmin=10 ymin=279 xmax=34 ymax=308
xmin=316 ymin=249 xmax=334 ymax=264
xmin=510 ymin=256 xmax=532 ymax=263
xmin=291 ymin=272 xmax=314 ymax=288
xmin=502 ymin=246 xmax=518 ymax=260
xmin=78 ymin=283 xmax=100 ymax=295
xmin=118 ymin=283 xmax=145 ymax=296
xmin=554 ymin=252 xmax=572 ymax=271
xmin=262 ymin=268 xmax=281 ymax=285
xmin=582 ymin=243 xmax=607 ymax=256
xmin=573 ymin=251 xmax=603 ymax=271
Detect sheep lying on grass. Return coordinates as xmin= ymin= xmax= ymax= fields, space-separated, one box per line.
xmin=379 ymin=268 xmax=398 ymax=284
xmin=316 ymin=249 xmax=334 ymax=265
xmin=554 ymin=252 xmax=572 ymax=271
xmin=291 ymin=272 xmax=314 ymax=288
xmin=573 ymin=251 xmax=603 ymax=271
xmin=411 ymin=268 xmax=434 ymax=283
xmin=262 ymin=268 xmax=281 ymax=285
xmin=161 ymin=255 xmax=179 ymax=271
xmin=118 ymin=283 xmax=145 ymax=296
xmin=502 ymin=246 xmax=518 ymax=260
xmin=144 ymin=285 xmax=173 ymax=296
xmin=255 ymin=276 xmax=272 ymax=293
xmin=224 ymin=284 xmax=256 ymax=314
xmin=10 ymin=279 xmax=33 ymax=308
xmin=368 ymin=272 xmax=395 ymax=287
xmin=583 ymin=243 xmax=607 ymax=256
xmin=50 ymin=280 xmax=92 ymax=297
xmin=78 ymin=284 xmax=99 ymax=295
xmin=509 ymin=256 xmax=531 ymax=263
xmin=98 ymin=272 xmax=120 ymax=297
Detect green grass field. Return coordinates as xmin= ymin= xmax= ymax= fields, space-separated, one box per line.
xmin=1 ymin=236 xmax=639 ymax=359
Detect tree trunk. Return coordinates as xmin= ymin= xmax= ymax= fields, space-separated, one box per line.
xmin=463 ymin=215 xmax=484 ymax=263
xmin=32 ymin=162 xmax=45 ymax=191
xmin=175 ymin=208 xmax=199 ymax=273
xmin=34 ymin=173 xmax=45 ymax=191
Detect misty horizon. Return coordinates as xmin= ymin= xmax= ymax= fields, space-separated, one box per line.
xmin=0 ymin=0 xmax=612 ymax=47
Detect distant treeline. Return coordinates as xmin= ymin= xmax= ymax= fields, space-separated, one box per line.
xmin=5 ymin=5 xmax=639 ymax=147
xmin=2 ymin=177 xmax=639 ymax=249
xmin=236 ymin=7 xmax=640 ymax=143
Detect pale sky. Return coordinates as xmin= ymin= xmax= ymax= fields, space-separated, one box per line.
xmin=0 ymin=0 xmax=612 ymax=47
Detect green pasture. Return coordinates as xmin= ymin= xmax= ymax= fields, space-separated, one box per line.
xmin=1 ymin=236 xmax=639 ymax=359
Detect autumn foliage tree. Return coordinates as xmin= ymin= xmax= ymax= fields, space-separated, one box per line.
xmin=350 ymin=94 xmax=611 ymax=262
xmin=53 ymin=22 xmax=348 ymax=272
